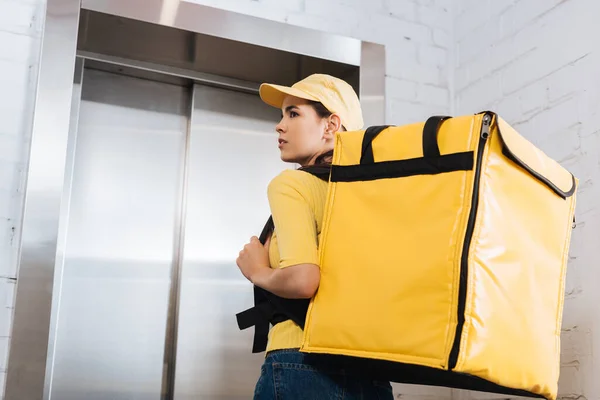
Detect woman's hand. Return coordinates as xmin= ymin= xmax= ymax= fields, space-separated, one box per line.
xmin=236 ymin=236 xmax=271 ymax=283
xmin=236 ymin=235 xmax=320 ymax=299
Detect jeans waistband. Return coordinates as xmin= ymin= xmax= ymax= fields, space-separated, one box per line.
xmin=265 ymin=348 xmax=301 ymax=357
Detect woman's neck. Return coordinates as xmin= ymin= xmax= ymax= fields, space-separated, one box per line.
xmin=299 ymin=150 xmax=334 ymax=168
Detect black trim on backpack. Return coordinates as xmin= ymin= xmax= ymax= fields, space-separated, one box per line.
xmin=302 ymin=353 xmax=546 ymax=399
xmin=235 ymin=165 xmax=330 ymax=353
xmin=475 ymin=110 xmax=577 ymax=200
xmin=332 ymin=152 xmax=474 ymax=182
xmin=501 ymin=146 xmax=576 ymax=199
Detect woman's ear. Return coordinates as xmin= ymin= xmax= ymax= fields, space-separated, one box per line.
xmin=326 ymin=114 xmax=342 ymax=136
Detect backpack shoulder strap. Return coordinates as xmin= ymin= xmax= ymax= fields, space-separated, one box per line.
xmin=298 ymin=164 xmax=331 ymax=181
xmin=236 ymin=213 xmax=311 ymax=353
xmin=235 ymin=165 xmax=331 ymax=353
xmin=236 ymin=217 xmax=275 ymax=353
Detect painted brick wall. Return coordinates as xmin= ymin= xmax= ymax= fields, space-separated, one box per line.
xmin=453 ymin=0 xmax=600 ymax=399
xmin=0 ymin=0 xmax=45 ymax=394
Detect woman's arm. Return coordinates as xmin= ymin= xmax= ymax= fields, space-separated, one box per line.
xmin=236 ymin=236 xmax=320 ymax=299
xmin=251 ymin=262 xmax=320 ymax=299
xmin=236 ymin=170 xmax=322 ymax=299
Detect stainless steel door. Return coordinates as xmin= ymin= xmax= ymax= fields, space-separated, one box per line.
xmin=173 ymin=84 xmax=286 ymax=399
xmin=50 ymin=68 xmax=189 ymax=400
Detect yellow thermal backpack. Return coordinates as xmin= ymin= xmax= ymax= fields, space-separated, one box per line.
xmin=237 ymin=111 xmax=578 ymax=400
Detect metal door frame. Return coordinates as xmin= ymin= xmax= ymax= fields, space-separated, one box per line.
xmin=5 ymin=1 xmax=386 ymax=399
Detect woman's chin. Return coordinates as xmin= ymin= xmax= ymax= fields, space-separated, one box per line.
xmin=279 ymin=151 xmax=295 ymax=164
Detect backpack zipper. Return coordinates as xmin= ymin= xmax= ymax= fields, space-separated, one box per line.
xmin=448 ymin=112 xmax=492 ymax=370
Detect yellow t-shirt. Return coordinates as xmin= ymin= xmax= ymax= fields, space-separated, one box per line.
xmin=265 ymin=168 xmax=328 ymax=353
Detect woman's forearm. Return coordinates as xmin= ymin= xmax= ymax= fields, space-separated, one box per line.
xmin=251 ymin=263 xmax=320 ymax=299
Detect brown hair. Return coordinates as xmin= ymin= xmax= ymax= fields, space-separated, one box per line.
xmin=309 ymin=101 xmax=334 ymax=119
xmin=308 ymin=101 xmax=343 ymax=166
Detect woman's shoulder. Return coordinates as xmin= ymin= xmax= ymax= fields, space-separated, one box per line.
xmin=268 ymin=168 xmax=327 ymax=195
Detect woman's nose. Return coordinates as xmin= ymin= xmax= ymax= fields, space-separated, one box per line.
xmin=276 ymin=120 xmax=285 ymax=134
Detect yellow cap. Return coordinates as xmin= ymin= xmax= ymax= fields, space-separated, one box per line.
xmin=259 ymin=73 xmax=364 ymax=131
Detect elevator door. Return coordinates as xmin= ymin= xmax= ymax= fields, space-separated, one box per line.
xmin=173 ymin=84 xmax=285 ymax=399
xmin=51 ymin=65 xmax=287 ymax=399
xmin=51 ymin=68 xmax=189 ymax=399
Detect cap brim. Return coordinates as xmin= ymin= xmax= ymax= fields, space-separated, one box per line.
xmin=259 ymin=83 xmax=319 ymax=109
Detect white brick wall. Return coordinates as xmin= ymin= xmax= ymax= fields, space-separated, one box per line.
xmin=454 ymin=1 xmax=600 ymax=399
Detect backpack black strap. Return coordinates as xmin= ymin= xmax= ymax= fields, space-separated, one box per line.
xmin=236 ymin=165 xmax=330 ymax=353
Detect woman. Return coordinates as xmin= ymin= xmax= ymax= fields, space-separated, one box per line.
xmin=236 ymin=74 xmax=394 ymax=399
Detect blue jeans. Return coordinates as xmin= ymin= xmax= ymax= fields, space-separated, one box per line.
xmin=253 ymin=349 xmax=394 ymax=400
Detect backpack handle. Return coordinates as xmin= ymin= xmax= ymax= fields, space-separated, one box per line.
xmin=423 ymin=116 xmax=451 ymax=157
xmin=360 ymin=125 xmax=392 ymax=164
xmin=360 ymin=116 xmax=452 ymax=165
